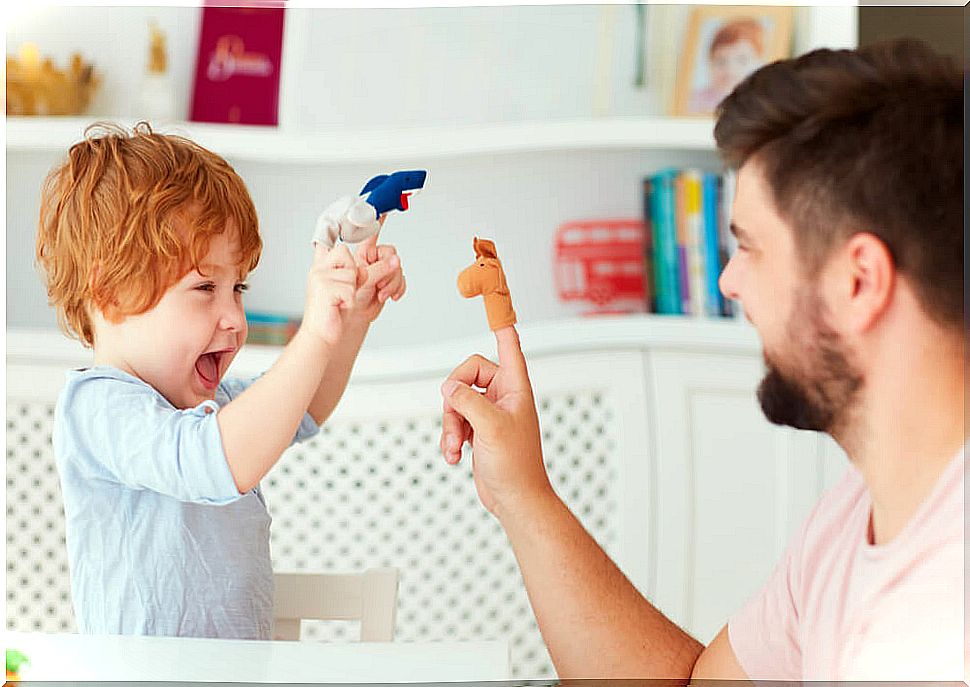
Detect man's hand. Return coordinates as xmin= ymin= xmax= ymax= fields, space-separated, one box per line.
xmin=439 ymin=327 xmax=552 ymax=518
xmin=350 ymin=233 xmax=406 ymax=323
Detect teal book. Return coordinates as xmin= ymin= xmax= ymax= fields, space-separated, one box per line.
xmin=641 ymin=177 xmax=656 ymax=313
xmin=649 ymin=168 xmax=681 ymax=314
xmin=702 ymin=172 xmax=725 ymax=317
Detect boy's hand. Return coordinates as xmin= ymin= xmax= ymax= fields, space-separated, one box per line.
xmin=351 ymin=233 xmax=406 ymax=323
xmin=302 ymin=242 xmax=360 ymax=346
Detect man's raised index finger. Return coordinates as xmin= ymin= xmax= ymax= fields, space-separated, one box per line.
xmin=494 ymin=325 xmax=529 ymax=379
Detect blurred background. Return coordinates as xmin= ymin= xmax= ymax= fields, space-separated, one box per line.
xmin=5 ymin=4 xmax=962 ymax=348
xmin=5 ymin=2 xmax=964 ymax=680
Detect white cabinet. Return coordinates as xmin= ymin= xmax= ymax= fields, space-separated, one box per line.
xmin=646 ymin=350 xmax=838 ymax=643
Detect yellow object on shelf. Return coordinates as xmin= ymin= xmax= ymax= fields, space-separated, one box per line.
xmin=6 ymin=43 xmax=100 ymax=116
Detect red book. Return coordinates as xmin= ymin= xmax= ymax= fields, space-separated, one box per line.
xmin=189 ymin=3 xmax=285 ymax=126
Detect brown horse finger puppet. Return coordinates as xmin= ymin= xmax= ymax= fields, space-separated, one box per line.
xmin=457 ymin=237 xmax=517 ymax=331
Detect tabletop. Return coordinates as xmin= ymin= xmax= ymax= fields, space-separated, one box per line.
xmin=4 ymin=630 xmax=510 ymax=683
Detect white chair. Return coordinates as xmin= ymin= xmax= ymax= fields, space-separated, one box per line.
xmin=273 ymin=568 xmax=400 ymax=642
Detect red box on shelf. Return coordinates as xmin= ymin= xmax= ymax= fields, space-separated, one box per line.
xmin=189 ymin=3 xmax=286 ymax=126
xmin=554 ymin=219 xmax=648 ymax=316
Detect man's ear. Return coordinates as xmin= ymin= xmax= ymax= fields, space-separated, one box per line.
xmin=830 ymin=232 xmax=895 ymax=333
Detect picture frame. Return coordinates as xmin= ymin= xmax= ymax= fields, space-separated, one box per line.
xmin=672 ymin=5 xmax=794 ymax=117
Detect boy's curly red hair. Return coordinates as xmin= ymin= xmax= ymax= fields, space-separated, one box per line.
xmin=36 ymin=122 xmax=262 ymax=347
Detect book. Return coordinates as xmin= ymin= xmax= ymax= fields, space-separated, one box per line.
xmin=641 ymin=177 xmax=657 ymax=313
xmin=674 ymin=173 xmax=691 ymax=315
xmin=683 ymin=170 xmax=707 ymax=318
xmin=701 ymin=172 xmax=725 ymax=317
xmin=648 ymin=169 xmax=681 ymax=314
xmin=190 ymin=3 xmax=286 ymax=126
xmin=719 ymin=169 xmax=739 ymax=318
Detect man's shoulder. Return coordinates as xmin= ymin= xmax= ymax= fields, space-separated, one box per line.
xmin=803 ymin=464 xmax=868 ymax=532
xmin=788 ymin=466 xmax=870 ymax=575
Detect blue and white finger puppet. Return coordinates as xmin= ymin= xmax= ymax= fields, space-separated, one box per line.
xmin=313 ymin=170 xmax=428 ymax=248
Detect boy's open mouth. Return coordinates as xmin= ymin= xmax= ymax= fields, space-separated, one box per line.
xmin=194 ymin=351 xmax=225 ymax=390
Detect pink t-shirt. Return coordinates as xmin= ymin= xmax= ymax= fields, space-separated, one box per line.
xmin=729 ymin=447 xmax=966 ymax=681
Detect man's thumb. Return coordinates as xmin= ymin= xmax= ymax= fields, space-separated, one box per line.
xmin=442 ymin=380 xmax=496 ymax=427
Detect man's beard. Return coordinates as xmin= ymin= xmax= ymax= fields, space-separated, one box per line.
xmin=757 ymin=291 xmax=862 ymax=434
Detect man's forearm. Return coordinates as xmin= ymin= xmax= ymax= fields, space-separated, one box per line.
xmin=497 ymin=489 xmax=703 ymax=679
xmin=307 ymin=316 xmax=370 ymax=425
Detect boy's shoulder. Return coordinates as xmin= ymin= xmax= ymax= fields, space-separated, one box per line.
xmin=62 ymin=365 xmax=153 ymax=397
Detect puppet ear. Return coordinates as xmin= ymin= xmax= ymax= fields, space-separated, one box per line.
xmin=475 ymin=238 xmax=498 ymax=259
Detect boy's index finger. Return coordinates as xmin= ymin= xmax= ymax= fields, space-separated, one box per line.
xmin=358 ymin=232 xmax=379 ymax=253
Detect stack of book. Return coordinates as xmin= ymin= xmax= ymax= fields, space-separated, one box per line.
xmin=245 ymin=311 xmax=301 ymax=346
xmin=642 ymin=168 xmax=738 ymax=318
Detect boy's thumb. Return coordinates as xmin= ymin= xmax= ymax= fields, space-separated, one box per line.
xmin=313 ymin=241 xmax=330 ymax=263
xmin=356 ymin=263 xmax=370 ymax=288
xmin=442 ymin=380 xmax=496 ymax=429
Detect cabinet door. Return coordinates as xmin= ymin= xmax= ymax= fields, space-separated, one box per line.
xmin=260 ymin=349 xmax=651 ymax=679
xmin=646 ymin=350 xmax=825 ymax=644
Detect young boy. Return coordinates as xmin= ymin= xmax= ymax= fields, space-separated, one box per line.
xmin=35 ymin=122 xmax=406 ymax=639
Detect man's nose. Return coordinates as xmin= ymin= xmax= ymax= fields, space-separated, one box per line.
xmin=718 ymin=256 xmax=740 ymax=302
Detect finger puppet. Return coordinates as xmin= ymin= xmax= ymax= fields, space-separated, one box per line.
xmin=457 ymin=237 xmax=517 ymax=331
xmin=313 ymin=170 xmax=428 ymax=248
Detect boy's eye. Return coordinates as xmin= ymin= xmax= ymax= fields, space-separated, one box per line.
xmin=234 ymin=283 xmax=249 ymax=294
xmin=196 ymin=282 xmax=216 ymax=292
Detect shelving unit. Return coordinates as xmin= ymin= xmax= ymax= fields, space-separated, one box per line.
xmin=6 ymin=314 xmax=758 ymax=382
xmin=6 ymin=115 xmax=718 ymax=163
xmin=6 ymin=5 xmax=856 ymax=345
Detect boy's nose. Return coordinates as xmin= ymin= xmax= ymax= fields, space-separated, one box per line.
xmin=220 ymin=303 xmax=246 ymax=332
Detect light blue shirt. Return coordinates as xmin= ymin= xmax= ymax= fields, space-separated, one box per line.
xmin=53 ymin=366 xmax=319 ymax=639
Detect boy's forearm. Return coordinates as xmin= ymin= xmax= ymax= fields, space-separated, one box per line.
xmin=218 ymin=330 xmax=332 ymax=493
xmin=499 ymin=489 xmax=704 ymax=679
xmin=306 ymin=315 xmax=370 ymax=425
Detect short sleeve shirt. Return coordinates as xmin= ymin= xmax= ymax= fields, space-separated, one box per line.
xmin=728 ymin=448 xmax=966 ymax=681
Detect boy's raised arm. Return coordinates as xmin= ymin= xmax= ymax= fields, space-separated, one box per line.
xmin=217 ymin=243 xmax=356 ymax=493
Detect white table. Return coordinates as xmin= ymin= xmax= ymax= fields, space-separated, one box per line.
xmin=4 ymin=630 xmax=510 ymax=683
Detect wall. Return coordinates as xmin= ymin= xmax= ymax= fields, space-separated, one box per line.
xmin=6 ymin=5 xmax=720 ymax=348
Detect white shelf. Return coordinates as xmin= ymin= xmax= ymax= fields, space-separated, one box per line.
xmin=5 ymin=115 xmax=717 ymax=163
xmin=7 ymin=315 xmax=757 ymax=383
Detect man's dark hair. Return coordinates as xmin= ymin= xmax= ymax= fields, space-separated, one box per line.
xmin=714 ymin=38 xmax=963 ymax=329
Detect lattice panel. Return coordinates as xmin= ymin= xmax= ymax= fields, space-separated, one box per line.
xmin=6 ymin=401 xmax=75 ymax=633
xmin=6 ymin=389 xmax=620 ymax=680
xmin=264 ymin=389 xmax=619 ymax=679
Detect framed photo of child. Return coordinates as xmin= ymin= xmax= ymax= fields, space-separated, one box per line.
xmin=672 ymin=5 xmax=794 ymax=117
